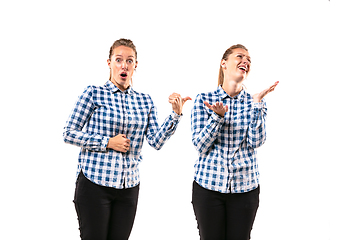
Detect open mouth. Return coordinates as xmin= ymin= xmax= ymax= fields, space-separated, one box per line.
xmin=238 ymin=65 xmax=248 ymax=73
xmin=120 ymin=72 xmax=128 ymax=78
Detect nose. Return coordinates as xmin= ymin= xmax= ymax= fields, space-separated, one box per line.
xmin=241 ymin=57 xmax=248 ymax=64
xmin=121 ymin=61 xmax=127 ymax=69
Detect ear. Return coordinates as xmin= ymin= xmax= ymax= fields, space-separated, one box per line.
xmin=221 ymin=59 xmax=227 ymax=69
xmin=107 ymin=59 xmax=111 ymax=68
xmin=135 ymin=61 xmax=138 ymax=69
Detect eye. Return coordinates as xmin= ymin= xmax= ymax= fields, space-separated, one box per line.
xmin=115 ymin=58 xmax=122 ymax=63
xmin=127 ymin=59 xmax=134 ymax=64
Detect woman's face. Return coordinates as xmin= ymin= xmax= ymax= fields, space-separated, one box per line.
xmin=222 ymin=48 xmax=251 ymax=82
xmin=107 ymin=45 xmax=137 ymax=91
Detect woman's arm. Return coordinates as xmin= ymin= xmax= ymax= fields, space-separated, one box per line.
xmin=63 ymin=86 xmax=109 ymax=152
xmin=247 ymin=101 xmax=267 ymax=148
xmin=247 ymin=81 xmax=278 ymax=148
xmin=145 ymin=93 xmax=190 ymax=150
xmin=191 ymin=94 xmax=225 ymax=155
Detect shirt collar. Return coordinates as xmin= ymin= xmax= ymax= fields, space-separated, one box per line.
xmin=105 ymin=80 xmax=134 ymax=94
xmin=217 ymin=85 xmax=245 ymax=100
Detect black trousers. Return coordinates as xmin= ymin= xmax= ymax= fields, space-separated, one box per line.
xmin=192 ymin=181 xmax=259 ymax=240
xmin=73 ymin=171 xmax=139 ymax=240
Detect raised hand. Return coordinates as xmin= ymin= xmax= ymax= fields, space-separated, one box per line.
xmin=107 ymin=134 xmax=131 ymax=153
xmin=252 ymin=81 xmax=279 ymax=103
xmin=204 ymin=101 xmax=228 ymax=117
xmin=169 ymin=93 xmax=192 ymax=115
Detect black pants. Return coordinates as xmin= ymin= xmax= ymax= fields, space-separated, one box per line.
xmin=192 ymin=181 xmax=259 ymax=240
xmin=73 ymin=171 xmax=139 ymax=240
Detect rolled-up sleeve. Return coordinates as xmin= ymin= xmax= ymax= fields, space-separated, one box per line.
xmin=247 ymin=101 xmax=267 ymax=148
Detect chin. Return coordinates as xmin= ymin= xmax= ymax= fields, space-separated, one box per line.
xmin=236 ymin=75 xmax=246 ymax=81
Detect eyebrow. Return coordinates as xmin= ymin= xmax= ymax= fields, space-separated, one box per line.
xmin=114 ymin=55 xmax=135 ymax=58
xmin=235 ymin=52 xmax=251 ymax=60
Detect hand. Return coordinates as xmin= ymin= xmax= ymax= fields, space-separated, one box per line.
xmin=204 ymin=101 xmax=228 ymax=117
xmin=107 ymin=134 xmax=131 ymax=153
xmin=252 ymin=81 xmax=279 ymax=103
xmin=169 ymin=93 xmax=192 ymax=115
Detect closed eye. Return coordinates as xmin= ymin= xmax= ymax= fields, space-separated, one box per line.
xmin=237 ymin=54 xmax=251 ymax=63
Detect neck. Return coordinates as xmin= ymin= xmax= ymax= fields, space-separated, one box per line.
xmin=111 ymin=79 xmax=130 ymax=92
xmin=222 ymin=78 xmax=244 ymax=97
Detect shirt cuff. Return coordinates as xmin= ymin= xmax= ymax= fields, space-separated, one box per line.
xmin=252 ymin=102 xmax=264 ymax=109
xmin=171 ymin=111 xmax=182 ymax=121
xmin=101 ymin=136 xmax=110 ymax=152
xmin=211 ymin=112 xmax=225 ymax=123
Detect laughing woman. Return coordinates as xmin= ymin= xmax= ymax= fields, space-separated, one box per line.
xmin=63 ymin=38 xmax=191 ymax=240
xmin=191 ymin=44 xmax=278 ymax=240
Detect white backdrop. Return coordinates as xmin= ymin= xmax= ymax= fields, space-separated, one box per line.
xmin=1 ymin=0 xmax=359 ymax=239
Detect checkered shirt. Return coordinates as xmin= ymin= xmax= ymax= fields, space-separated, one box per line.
xmin=64 ymin=80 xmax=181 ymax=189
xmin=191 ymin=86 xmax=267 ymax=193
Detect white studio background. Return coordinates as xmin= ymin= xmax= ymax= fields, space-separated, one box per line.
xmin=1 ymin=0 xmax=359 ymax=239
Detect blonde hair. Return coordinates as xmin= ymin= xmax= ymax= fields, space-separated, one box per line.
xmin=218 ymin=44 xmax=249 ymax=86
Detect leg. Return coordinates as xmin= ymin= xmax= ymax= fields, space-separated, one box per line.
xmin=73 ymin=171 xmax=112 ymax=240
xmin=192 ymin=181 xmax=226 ymax=240
xmin=225 ymin=186 xmax=260 ymax=240
xmin=107 ymin=184 xmax=139 ymax=240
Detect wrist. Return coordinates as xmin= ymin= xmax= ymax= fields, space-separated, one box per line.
xmin=253 ymin=98 xmax=261 ymax=103
xmin=216 ymin=112 xmax=224 ymax=117
xmin=173 ymin=109 xmax=182 ymax=115
xmin=106 ymin=137 xmax=113 ymax=149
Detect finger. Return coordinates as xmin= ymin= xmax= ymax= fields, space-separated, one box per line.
xmin=169 ymin=93 xmax=180 ymax=98
xmin=272 ymin=81 xmax=279 ymax=90
xmin=169 ymin=96 xmax=179 ymax=103
xmin=169 ymin=93 xmax=179 ymax=100
xmin=269 ymin=84 xmax=277 ymax=92
xmin=204 ymin=101 xmax=212 ymax=109
xmin=121 ymin=135 xmax=130 ymax=142
xmin=270 ymin=81 xmax=279 ymax=89
xmin=119 ymin=147 xmax=127 ymax=153
xmin=182 ymin=96 xmax=192 ymax=103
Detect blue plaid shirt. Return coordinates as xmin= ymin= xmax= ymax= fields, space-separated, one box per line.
xmin=191 ymin=86 xmax=267 ymax=193
xmin=63 ymin=80 xmax=182 ymax=189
